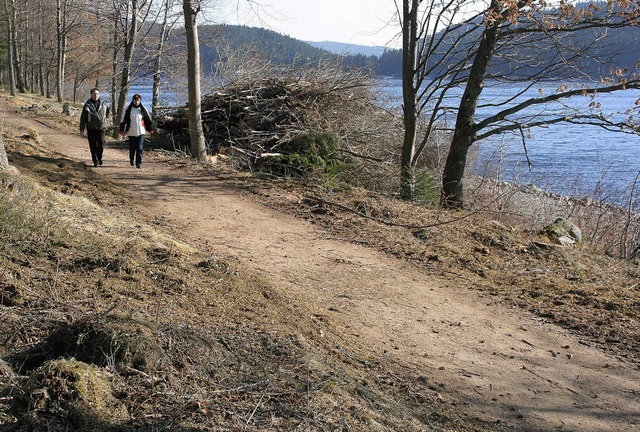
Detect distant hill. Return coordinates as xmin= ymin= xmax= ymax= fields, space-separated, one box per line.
xmin=192 ymin=25 xmax=401 ymax=77
xmin=306 ymin=41 xmax=387 ymax=58
xmin=197 ymin=24 xmax=332 ymax=65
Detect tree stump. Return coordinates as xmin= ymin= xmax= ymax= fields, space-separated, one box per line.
xmin=0 ymin=135 xmax=11 ymax=170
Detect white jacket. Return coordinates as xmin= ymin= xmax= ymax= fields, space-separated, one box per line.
xmin=126 ymin=106 xmax=147 ymax=137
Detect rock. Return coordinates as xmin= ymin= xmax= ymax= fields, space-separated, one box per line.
xmin=62 ymin=102 xmax=72 ymax=116
xmin=557 ymin=235 xmax=576 ymax=247
xmin=0 ymin=359 xmax=15 ymax=379
xmin=520 ymin=183 xmax=543 ymax=194
xmin=545 ymin=218 xmax=582 ymax=246
xmin=203 ymin=154 xmax=217 ymax=165
xmin=532 ymin=241 xmax=563 ymax=250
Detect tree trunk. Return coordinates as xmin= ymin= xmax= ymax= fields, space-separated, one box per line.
xmin=400 ymin=0 xmax=420 ymax=200
xmin=0 ymin=135 xmax=11 ymax=171
xmin=4 ymin=0 xmax=16 ymax=96
xmin=152 ymin=0 xmax=171 ymax=109
xmin=45 ymin=69 xmax=51 ymax=98
xmin=111 ymin=10 xmax=121 ymax=127
xmin=183 ymin=0 xmax=206 ymax=159
xmin=441 ymin=1 xmax=501 ymax=208
xmin=23 ymin=3 xmax=31 ymax=92
xmin=55 ymin=0 xmax=67 ymax=102
xmin=25 ymin=9 xmax=31 ymax=91
xmin=38 ymin=21 xmax=45 ymax=96
xmin=116 ymin=0 xmax=139 ymax=125
xmin=7 ymin=0 xmax=24 ymax=93
xmin=0 ymin=134 xmax=11 ymax=171
xmin=73 ymin=77 xmax=78 ymax=102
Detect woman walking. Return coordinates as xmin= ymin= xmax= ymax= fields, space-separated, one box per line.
xmin=119 ymin=94 xmax=154 ymax=168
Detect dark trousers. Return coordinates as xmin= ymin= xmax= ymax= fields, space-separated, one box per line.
xmin=87 ymin=129 xmax=105 ymax=166
xmin=129 ymin=135 xmax=145 ymax=167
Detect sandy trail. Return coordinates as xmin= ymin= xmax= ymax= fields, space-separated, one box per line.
xmin=20 ymin=117 xmax=640 ymax=431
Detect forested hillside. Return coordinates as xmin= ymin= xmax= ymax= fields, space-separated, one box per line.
xmin=426 ymin=13 xmax=640 ymax=80
xmin=198 ymin=25 xmax=334 ymax=66
xmin=189 ymin=25 xmax=398 ymax=77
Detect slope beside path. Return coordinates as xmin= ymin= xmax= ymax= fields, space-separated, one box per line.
xmin=13 ymin=114 xmax=640 ymax=432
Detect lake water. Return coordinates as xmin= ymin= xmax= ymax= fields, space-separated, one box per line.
xmin=378 ymin=78 xmax=640 ymax=204
xmin=104 ymin=84 xmax=182 ymax=113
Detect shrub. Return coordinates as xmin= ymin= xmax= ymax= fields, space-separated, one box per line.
xmin=257 ymin=132 xmax=350 ymax=178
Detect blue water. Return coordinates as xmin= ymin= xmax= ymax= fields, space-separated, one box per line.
xmin=102 ymin=84 xmax=181 ymax=113
xmin=377 ymin=78 xmax=640 ymax=203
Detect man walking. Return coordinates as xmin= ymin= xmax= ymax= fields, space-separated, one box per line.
xmin=79 ymin=88 xmax=110 ymax=167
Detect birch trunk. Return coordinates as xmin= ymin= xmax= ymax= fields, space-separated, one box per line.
xmin=116 ymin=0 xmax=139 ymax=124
xmin=183 ymin=0 xmax=206 ymax=159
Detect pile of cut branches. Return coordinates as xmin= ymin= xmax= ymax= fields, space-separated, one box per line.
xmin=160 ymin=64 xmax=402 ymax=173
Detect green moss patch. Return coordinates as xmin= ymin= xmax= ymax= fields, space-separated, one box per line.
xmin=24 ymin=359 xmax=127 ymax=431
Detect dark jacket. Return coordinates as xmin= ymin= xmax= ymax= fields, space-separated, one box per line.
xmin=119 ymin=102 xmax=154 ymax=135
xmin=79 ymin=99 xmax=110 ymax=132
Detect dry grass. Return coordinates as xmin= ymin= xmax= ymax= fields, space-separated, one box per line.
xmin=464 ymin=176 xmax=640 ymax=258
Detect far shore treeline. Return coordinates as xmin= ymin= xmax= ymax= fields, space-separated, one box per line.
xmin=168 ymin=24 xmax=403 ymax=78
xmin=173 ymin=22 xmax=640 ymax=81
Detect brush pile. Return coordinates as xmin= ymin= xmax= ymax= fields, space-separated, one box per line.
xmin=159 ymin=65 xmax=402 ymax=169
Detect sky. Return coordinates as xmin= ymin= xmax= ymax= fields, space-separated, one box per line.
xmin=218 ymin=1 xmax=401 ymax=48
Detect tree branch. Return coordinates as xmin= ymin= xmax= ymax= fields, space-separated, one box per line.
xmin=474 ymin=81 xmax=640 ymax=134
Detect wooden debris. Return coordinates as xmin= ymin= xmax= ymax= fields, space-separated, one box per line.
xmin=159 ymin=73 xmax=376 ymax=163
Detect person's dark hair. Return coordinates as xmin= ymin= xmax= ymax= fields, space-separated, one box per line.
xmin=132 ymin=94 xmax=142 ymax=101
xmin=90 ymin=88 xmax=100 ymax=94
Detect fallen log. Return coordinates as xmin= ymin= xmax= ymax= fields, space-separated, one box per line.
xmin=159 ymin=116 xmax=189 ymax=130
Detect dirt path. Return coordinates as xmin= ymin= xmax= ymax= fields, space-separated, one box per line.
xmin=18 ymin=117 xmax=640 ymax=431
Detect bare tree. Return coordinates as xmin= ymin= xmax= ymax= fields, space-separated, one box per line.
xmin=183 ymin=0 xmax=206 ymax=159
xmin=151 ymin=0 xmax=180 ymax=108
xmin=114 ymin=0 xmax=140 ymax=125
xmin=55 ymin=0 xmax=81 ymax=102
xmin=0 ymin=0 xmax=176 ymax=112
xmin=107 ymin=1 xmax=124 ymax=124
xmin=444 ymin=1 xmax=640 ymax=208
xmin=35 ymin=0 xmax=51 ymax=96
xmin=400 ymin=0 xmax=419 ymax=200
xmin=3 ymin=0 xmax=25 ymax=93
xmin=398 ymin=0 xmax=485 ymax=200
xmin=108 ymin=0 xmax=174 ymax=125
xmin=398 ymin=1 xmax=640 ymax=208
xmin=2 ymin=0 xmax=17 ymax=95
